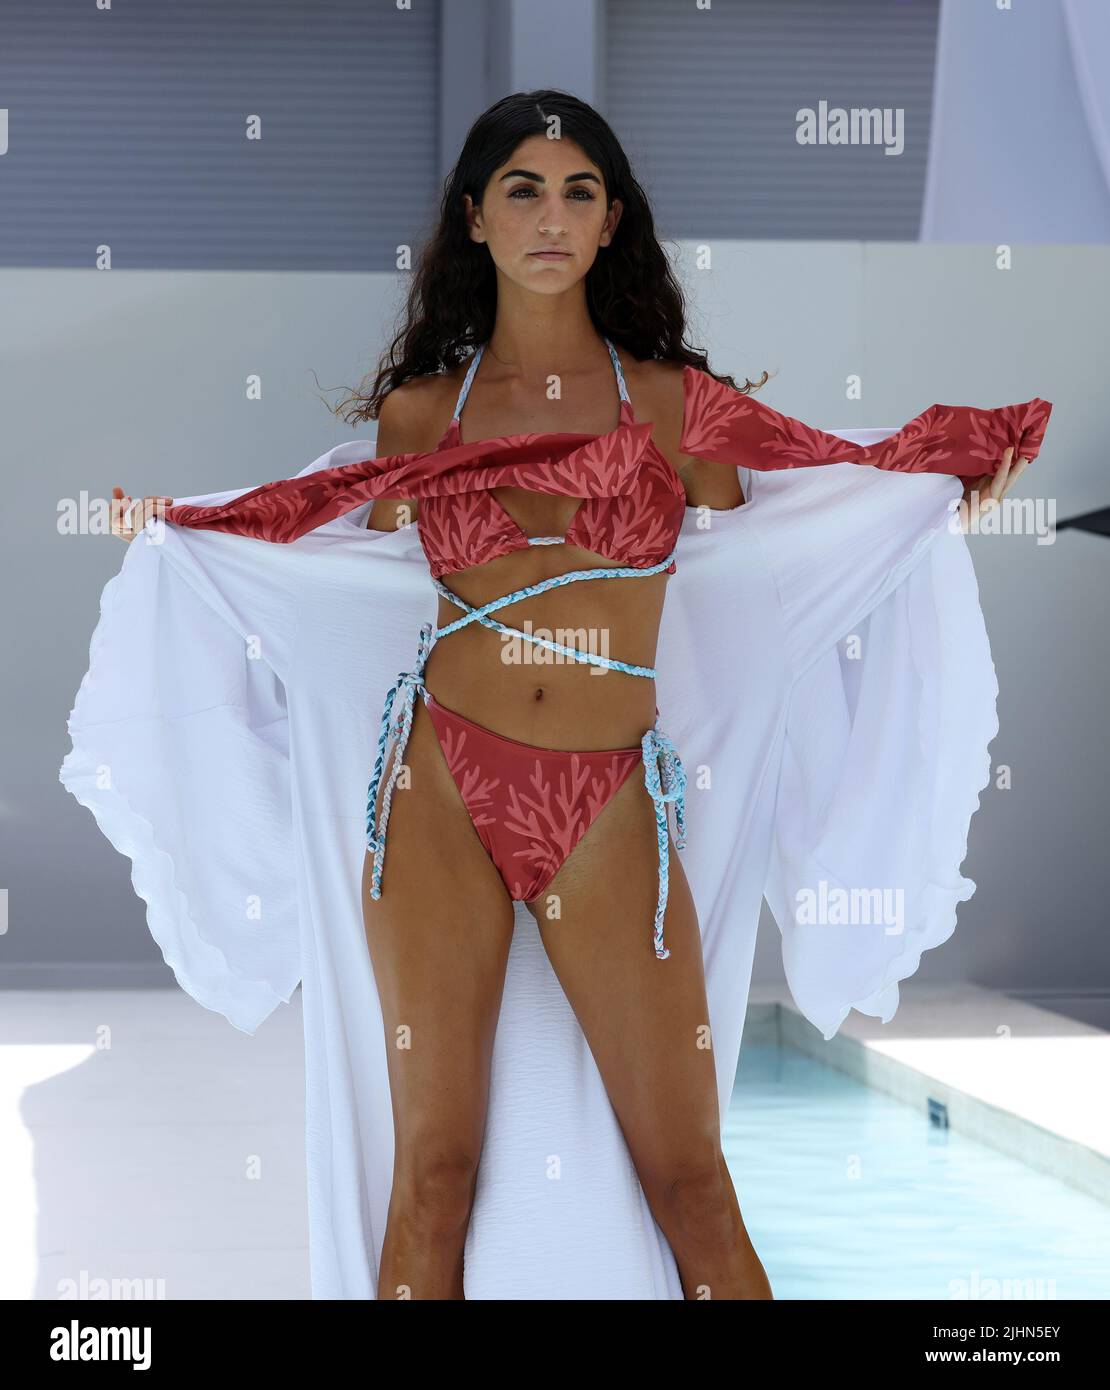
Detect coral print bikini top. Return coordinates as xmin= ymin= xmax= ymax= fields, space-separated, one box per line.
xmin=414 ymin=338 xmax=687 ymax=577
xmin=163 ymin=348 xmax=1054 ymax=578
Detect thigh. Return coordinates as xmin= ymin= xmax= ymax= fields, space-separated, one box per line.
xmin=363 ymin=695 xmax=516 ymax=1154
xmin=525 ymin=767 xmax=722 ymax=1176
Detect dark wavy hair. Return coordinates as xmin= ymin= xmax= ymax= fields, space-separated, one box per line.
xmin=332 ymin=89 xmax=768 ymax=425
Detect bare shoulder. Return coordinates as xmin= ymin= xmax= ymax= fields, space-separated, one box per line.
xmin=626 ymin=357 xmax=745 ymax=511
xmin=375 ymin=370 xmax=457 ymax=456
xmin=364 ymin=369 xmax=457 ymax=532
xmin=623 ymin=357 xmax=686 ymax=432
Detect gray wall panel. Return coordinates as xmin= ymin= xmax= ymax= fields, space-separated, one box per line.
xmin=0 ymin=0 xmax=442 ymax=269
xmin=604 ymin=0 xmax=939 ymax=240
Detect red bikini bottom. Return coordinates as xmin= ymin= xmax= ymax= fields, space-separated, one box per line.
xmin=424 ymin=692 xmax=647 ymax=902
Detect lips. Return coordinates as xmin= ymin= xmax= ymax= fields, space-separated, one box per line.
xmin=529 ymin=250 xmax=571 ymax=259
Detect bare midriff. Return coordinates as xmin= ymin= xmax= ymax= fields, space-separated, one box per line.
xmin=426 ymin=540 xmax=669 ymax=751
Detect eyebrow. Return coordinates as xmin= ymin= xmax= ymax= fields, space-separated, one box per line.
xmin=498 ymin=169 xmax=601 ymax=185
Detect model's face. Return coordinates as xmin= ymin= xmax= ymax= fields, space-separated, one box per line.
xmin=465 ymin=134 xmax=622 ymax=293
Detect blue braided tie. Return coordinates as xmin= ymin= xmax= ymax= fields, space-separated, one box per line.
xmin=365 ymin=620 xmax=434 ymax=899
xmin=431 ymin=554 xmax=675 ymax=677
xmin=640 ymin=725 xmax=688 ymax=960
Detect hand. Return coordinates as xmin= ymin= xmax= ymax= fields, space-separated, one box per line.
xmin=958 ymin=446 xmax=1031 ymax=532
xmin=111 ymin=486 xmax=174 ymax=542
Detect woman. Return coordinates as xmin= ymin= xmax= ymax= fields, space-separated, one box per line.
xmin=83 ymin=91 xmax=1050 ymax=1300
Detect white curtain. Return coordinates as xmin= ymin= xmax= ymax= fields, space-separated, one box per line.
xmin=920 ymin=0 xmax=1110 ymax=242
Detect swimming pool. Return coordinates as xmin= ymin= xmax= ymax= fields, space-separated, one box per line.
xmin=724 ymin=1043 xmax=1110 ymax=1300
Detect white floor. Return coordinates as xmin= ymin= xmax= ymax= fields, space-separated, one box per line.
xmin=0 ymin=988 xmax=309 ymax=1301
xmin=3 ymin=983 xmax=1107 ymax=1300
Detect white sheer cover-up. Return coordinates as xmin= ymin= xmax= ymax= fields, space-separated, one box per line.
xmin=59 ymin=426 xmax=998 ymax=1299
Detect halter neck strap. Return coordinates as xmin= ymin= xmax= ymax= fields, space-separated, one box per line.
xmin=450 ymin=336 xmax=630 ymax=420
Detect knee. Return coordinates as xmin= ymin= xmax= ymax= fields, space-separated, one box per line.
xmin=391 ymin=1151 xmax=479 ymax=1239
xmin=648 ymin=1152 xmax=738 ymax=1247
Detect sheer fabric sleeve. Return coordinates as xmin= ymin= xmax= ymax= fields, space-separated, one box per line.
xmin=731 ymin=418 xmax=1029 ymax=1039
xmin=59 ymin=491 xmax=304 ymax=1035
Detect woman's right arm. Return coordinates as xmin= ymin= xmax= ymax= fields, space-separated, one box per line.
xmin=365 ymin=382 xmax=422 ymax=533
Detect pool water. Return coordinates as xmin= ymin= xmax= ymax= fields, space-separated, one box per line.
xmin=723 ymin=1043 xmax=1110 ymax=1300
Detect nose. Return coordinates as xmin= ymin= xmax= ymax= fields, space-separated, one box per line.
xmin=537 ymin=197 xmax=567 ymax=235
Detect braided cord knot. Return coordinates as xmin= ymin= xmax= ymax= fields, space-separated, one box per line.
xmin=365 ymin=621 xmax=434 ymax=898
xmin=640 ymin=724 xmax=688 ymax=960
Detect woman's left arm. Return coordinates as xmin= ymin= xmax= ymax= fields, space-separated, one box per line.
xmin=959 ymin=445 xmax=1032 ymax=531
xmin=673 ymin=449 xmax=746 ymax=511
xmin=644 ymin=360 xmax=747 ymax=510
xmin=677 ymin=364 xmax=1053 ymax=490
